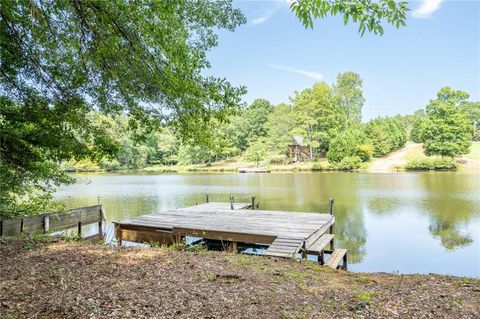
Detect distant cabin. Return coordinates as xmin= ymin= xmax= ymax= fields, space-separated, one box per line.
xmin=287 ymin=136 xmax=310 ymax=162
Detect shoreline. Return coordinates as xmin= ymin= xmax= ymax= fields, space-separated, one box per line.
xmin=67 ymin=162 xmax=479 ymax=175
xmin=65 ymin=142 xmax=480 ymax=174
xmin=1 ymin=239 xmax=478 ymax=318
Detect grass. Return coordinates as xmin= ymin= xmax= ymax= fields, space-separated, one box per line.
xmin=465 ymin=141 xmax=480 ymax=161
xmin=354 ymin=291 xmax=377 ymax=303
xmin=404 ymin=157 xmax=458 ymax=170
xmin=399 ymin=142 xmax=427 ymax=161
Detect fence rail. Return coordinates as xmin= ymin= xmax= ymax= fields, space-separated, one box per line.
xmin=0 ymin=205 xmax=105 ymax=240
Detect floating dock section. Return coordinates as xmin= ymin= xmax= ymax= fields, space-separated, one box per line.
xmin=113 ymin=197 xmax=347 ymax=269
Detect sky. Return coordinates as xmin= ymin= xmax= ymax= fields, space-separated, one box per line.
xmin=206 ymin=0 xmax=480 ymax=121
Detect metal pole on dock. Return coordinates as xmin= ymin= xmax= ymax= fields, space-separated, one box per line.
xmin=251 ymin=196 xmax=256 ymax=210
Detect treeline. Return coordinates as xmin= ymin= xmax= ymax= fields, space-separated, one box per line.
xmin=69 ymin=72 xmax=413 ymax=171
xmin=68 ymin=81 xmax=479 ymax=173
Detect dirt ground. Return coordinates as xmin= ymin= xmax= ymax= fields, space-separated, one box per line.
xmin=367 ymin=143 xmax=421 ymax=172
xmin=1 ymin=239 xmax=479 ymax=319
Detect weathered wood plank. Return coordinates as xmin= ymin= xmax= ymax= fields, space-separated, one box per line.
xmin=264 ymin=237 xmax=303 ymax=258
xmin=1 ymin=219 xmax=22 ymax=236
xmin=120 ymin=228 xmax=175 ymax=245
xmin=306 ymin=234 xmax=334 ymax=253
xmin=172 ymin=227 xmax=276 ymax=245
xmin=49 ymin=205 xmax=102 ymax=231
xmin=325 ymin=249 xmax=347 ymax=269
xmin=21 ymin=214 xmax=48 ymax=233
xmin=304 ymin=216 xmax=334 ymax=248
xmin=1 ymin=205 xmax=103 ymax=237
xmin=263 ymin=251 xmax=296 ymax=258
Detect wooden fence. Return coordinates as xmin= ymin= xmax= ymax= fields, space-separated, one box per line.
xmin=0 ymin=205 xmax=105 ymax=241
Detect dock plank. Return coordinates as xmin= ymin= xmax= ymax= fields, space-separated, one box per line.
xmin=306 ymin=234 xmax=334 ymax=253
xmin=325 ymin=249 xmax=347 ymax=269
xmin=264 ymin=237 xmax=303 ymax=258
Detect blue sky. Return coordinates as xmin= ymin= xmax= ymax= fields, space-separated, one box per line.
xmin=207 ymin=0 xmax=479 ymax=121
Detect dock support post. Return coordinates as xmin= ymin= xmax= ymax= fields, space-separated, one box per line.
xmin=319 ymin=250 xmax=325 ymax=265
xmin=77 ymin=221 xmax=82 ymax=238
xmin=329 ymin=198 xmax=335 ymax=250
xmin=301 ymin=242 xmax=307 ymax=259
xmin=230 ymin=195 xmax=234 ymax=210
xmin=251 ymin=196 xmax=256 ymax=210
xmin=206 ymin=194 xmax=210 ymax=203
xmin=115 ymin=224 xmax=123 ymax=247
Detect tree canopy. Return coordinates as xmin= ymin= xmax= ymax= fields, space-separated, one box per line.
xmin=420 ymin=87 xmax=473 ymax=158
xmin=0 ymin=0 xmax=246 ymax=216
xmin=1 ymin=0 xmax=246 ymax=134
xmin=290 ymin=0 xmax=409 ymax=35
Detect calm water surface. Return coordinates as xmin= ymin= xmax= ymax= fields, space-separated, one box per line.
xmin=55 ymin=172 xmax=480 ymax=277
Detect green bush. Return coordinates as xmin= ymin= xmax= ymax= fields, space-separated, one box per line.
xmin=356 ymin=144 xmax=374 ymax=161
xmin=327 ymin=129 xmax=369 ymax=163
xmin=404 ymin=158 xmax=458 ymax=170
xmin=312 ymin=158 xmax=364 ymax=170
xmin=99 ymin=158 xmax=122 ymax=171
xmin=312 ymin=161 xmax=333 ymax=170
xmin=336 ymin=156 xmax=364 ymax=170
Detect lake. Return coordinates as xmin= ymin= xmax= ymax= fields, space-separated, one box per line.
xmin=55 ymin=172 xmax=480 ymax=277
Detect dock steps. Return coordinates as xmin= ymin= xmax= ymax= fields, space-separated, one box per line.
xmin=305 ymin=233 xmax=334 ymax=254
xmin=264 ymin=237 xmax=304 ymax=258
xmin=325 ymin=248 xmax=348 ymax=269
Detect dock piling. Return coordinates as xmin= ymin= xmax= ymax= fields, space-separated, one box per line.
xmin=329 ymin=197 xmax=335 ymax=250
xmin=230 ymin=195 xmax=234 ymax=210
xmin=206 ymin=194 xmax=210 ymax=203
xmin=77 ymin=221 xmax=82 ymax=238
xmin=251 ymin=196 xmax=256 ymax=210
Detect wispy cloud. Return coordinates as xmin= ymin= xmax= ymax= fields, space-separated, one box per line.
xmin=251 ymin=10 xmax=275 ymax=26
xmin=267 ymin=64 xmax=323 ymax=81
xmin=412 ymin=0 xmax=443 ymax=18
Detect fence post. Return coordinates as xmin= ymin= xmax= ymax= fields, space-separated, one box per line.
xmin=206 ymin=194 xmax=210 ymax=203
xmin=251 ymin=197 xmax=256 ymax=210
xmin=230 ymin=195 xmax=234 ymax=210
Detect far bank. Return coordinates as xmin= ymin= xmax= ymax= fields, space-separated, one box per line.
xmin=65 ymin=142 xmax=480 ymax=174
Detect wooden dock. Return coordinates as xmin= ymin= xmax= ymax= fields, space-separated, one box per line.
xmin=113 ymin=198 xmax=347 ymax=268
xmin=238 ymin=166 xmax=271 ymax=173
